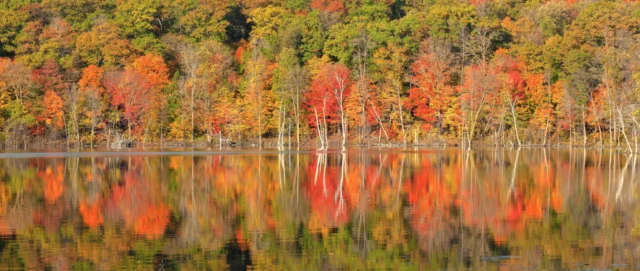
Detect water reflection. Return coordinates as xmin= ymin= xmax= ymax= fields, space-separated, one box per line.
xmin=0 ymin=148 xmax=639 ymax=270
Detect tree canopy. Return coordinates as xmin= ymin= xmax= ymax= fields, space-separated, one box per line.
xmin=0 ymin=0 xmax=639 ymax=148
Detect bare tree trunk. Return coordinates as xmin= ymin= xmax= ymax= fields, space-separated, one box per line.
xmin=258 ymin=85 xmax=262 ymax=149
xmin=296 ymin=86 xmax=301 ymax=149
xmin=509 ymin=99 xmax=521 ymax=146
xmin=543 ymin=118 xmax=550 ymax=146
xmin=314 ymin=108 xmax=324 ymax=149
xmin=597 ymin=121 xmax=603 ymax=147
xmin=569 ymin=120 xmax=573 ymax=147
xmin=278 ymin=104 xmax=286 ymax=151
xmin=322 ymin=101 xmax=328 ymax=151
xmin=617 ymin=108 xmax=632 ymax=152
xmin=468 ymin=92 xmax=486 ymax=149
xmin=369 ymin=99 xmax=389 ymax=143
xmin=396 ymin=87 xmax=407 ymax=145
xmin=90 ymin=123 xmax=95 ymax=148
xmin=191 ymin=86 xmax=195 ymax=143
xmin=582 ymin=109 xmax=587 ymax=147
xmin=333 ymin=73 xmax=348 ymax=152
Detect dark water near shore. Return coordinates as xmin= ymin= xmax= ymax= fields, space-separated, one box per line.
xmin=0 ymin=148 xmax=639 ymax=270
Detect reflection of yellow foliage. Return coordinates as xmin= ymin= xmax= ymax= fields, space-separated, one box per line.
xmin=632 ymin=208 xmax=640 ymax=237
xmin=77 ymin=225 xmax=131 ymax=269
xmin=169 ymin=156 xmax=185 ymax=170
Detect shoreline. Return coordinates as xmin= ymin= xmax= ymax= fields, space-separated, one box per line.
xmin=2 ymin=138 xmax=639 ymax=153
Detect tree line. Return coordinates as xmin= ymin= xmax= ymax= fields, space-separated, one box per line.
xmin=0 ymin=0 xmax=639 ymax=149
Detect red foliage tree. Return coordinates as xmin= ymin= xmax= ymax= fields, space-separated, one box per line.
xmin=310 ymin=0 xmax=345 ymax=13
xmin=32 ymin=59 xmax=67 ymax=95
xmin=303 ymin=63 xmax=351 ymax=127
xmin=104 ymin=69 xmax=153 ymax=137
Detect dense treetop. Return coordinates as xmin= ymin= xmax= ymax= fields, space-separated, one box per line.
xmin=0 ymin=0 xmax=639 ymax=148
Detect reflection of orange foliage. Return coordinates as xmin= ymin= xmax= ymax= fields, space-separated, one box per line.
xmin=169 ymin=156 xmax=184 ymax=170
xmin=134 ymin=203 xmax=170 ymax=239
xmin=585 ymin=166 xmax=606 ymax=209
xmin=42 ymin=165 xmax=64 ymax=203
xmin=404 ymin=161 xmax=456 ymax=238
xmin=461 ymin=162 xmax=562 ymax=244
xmin=236 ymin=228 xmax=248 ymax=250
xmin=108 ymin=170 xmax=171 ymax=239
xmin=0 ymin=219 xmax=12 ymax=236
xmin=80 ymin=200 xmax=104 ymax=227
xmin=0 ymin=183 xmax=10 ymax=215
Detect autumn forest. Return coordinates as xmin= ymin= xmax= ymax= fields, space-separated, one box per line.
xmin=1 ymin=0 xmax=640 ymax=149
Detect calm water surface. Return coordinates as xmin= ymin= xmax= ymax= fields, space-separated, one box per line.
xmin=0 ymin=148 xmax=639 ymax=270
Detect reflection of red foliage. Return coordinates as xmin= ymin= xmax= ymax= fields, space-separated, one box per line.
xmin=80 ymin=200 xmax=104 ymax=228
xmin=236 ymin=228 xmax=248 ymax=250
xmin=134 ymin=203 xmax=170 ymax=238
xmin=107 ymin=170 xmax=171 ymax=239
xmin=305 ymin=158 xmax=350 ymax=229
xmin=404 ymin=161 xmax=455 ymax=239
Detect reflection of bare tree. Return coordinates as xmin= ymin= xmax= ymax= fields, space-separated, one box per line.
xmin=314 ymin=152 xmax=328 ymax=197
xmin=615 ymin=153 xmax=632 ymax=201
xmin=175 ymin=156 xmax=233 ymax=251
xmin=278 ymin=152 xmax=286 ymax=189
xmin=334 ymin=152 xmax=346 ymax=218
xmin=394 ymin=155 xmax=405 ymax=206
xmin=180 ymin=155 xmax=199 ymax=244
xmin=355 ymin=152 xmax=371 ymax=260
xmin=630 ymin=154 xmax=637 ymax=200
xmin=506 ymin=147 xmax=521 ymax=200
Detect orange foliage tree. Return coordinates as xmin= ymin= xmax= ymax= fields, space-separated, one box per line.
xmin=105 ymin=54 xmax=169 ymax=139
xmin=78 ymin=64 xmax=107 ymax=145
xmin=406 ymin=45 xmax=455 ymax=134
xmin=33 ymin=60 xmax=67 ymax=136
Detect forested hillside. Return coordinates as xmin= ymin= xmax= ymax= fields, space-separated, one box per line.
xmin=0 ymin=0 xmax=639 ymax=149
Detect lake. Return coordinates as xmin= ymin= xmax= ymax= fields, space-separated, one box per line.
xmin=0 ymin=148 xmax=639 ymax=270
